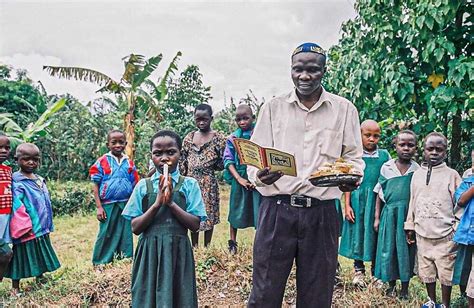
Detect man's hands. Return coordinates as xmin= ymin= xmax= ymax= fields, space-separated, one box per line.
xmin=405 ymin=230 xmax=415 ymax=245
xmin=338 ymin=181 xmax=360 ymax=192
xmin=96 ymin=206 xmax=107 ymax=222
xmin=257 ymin=167 xmax=283 ymax=185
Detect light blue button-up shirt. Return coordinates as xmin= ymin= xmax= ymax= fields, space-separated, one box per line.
xmin=454 ymin=176 xmax=474 ymax=245
xmin=122 ymin=169 xmax=207 ymax=221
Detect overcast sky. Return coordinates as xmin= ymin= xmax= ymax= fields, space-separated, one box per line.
xmin=0 ymin=0 xmax=357 ymax=110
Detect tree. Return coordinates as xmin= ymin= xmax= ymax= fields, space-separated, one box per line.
xmin=0 ymin=65 xmax=47 ymax=128
xmin=325 ymin=0 xmax=472 ymax=170
xmin=0 ymin=98 xmax=67 ymax=143
xmin=158 ymin=65 xmax=212 ymax=137
xmin=43 ymin=52 xmax=182 ymax=160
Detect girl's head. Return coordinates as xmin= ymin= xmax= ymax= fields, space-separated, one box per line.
xmin=15 ymin=143 xmax=40 ymax=174
xmin=194 ymin=104 xmax=213 ymax=132
xmin=393 ymin=130 xmax=417 ymax=162
xmin=150 ymin=130 xmax=182 ymax=173
xmin=235 ymin=104 xmax=255 ymax=131
xmin=423 ymin=132 xmax=448 ymax=166
xmin=106 ymin=129 xmax=126 ymax=158
xmin=0 ymin=133 xmax=11 ymax=164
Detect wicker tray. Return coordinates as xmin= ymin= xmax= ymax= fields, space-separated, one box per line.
xmin=308 ymin=173 xmax=362 ymax=187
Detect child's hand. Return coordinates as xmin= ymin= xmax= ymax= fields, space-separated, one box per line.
xmin=373 ymin=218 xmax=380 ymax=232
xmin=158 ymin=175 xmax=173 ymax=206
xmin=96 ymin=206 xmax=107 ymax=222
xmin=345 ymin=206 xmax=355 ymax=223
xmin=405 ymin=230 xmax=415 ymax=245
xmin=237 ymin=177 xmax=255 ymax=190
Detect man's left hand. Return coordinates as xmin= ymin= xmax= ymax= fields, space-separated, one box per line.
xmin=338 ymin=181 xmax=360 ymax=192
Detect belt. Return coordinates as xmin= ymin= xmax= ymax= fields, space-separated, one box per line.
xmin=271 ymin=194 xmax=334 ymax=208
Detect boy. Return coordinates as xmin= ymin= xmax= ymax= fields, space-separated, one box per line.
xmin=339 ymin=119 xmax=390 ymax=286
xmin=0 ymin=133 xmax=13 ymax=280
xmin=89 ymin=129 xmax=139 ymax=266
xmin=405 ymin=132 xmax=462 ymax=307
xmin=223 ymin=104 xmax=261 ymax=254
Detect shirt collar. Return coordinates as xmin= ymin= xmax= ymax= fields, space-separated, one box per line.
xmin=151 ymin=168 xmax=181 ymax=184
xmin=385 ymin=158 xmax=419 ymax=176
xmin=106 ymin=152 xmax=128 ymax=165
xmin=287 ymin=87 xmax=332 ymax=111
xmin=363 ymin=148 xmax=379 ymax=157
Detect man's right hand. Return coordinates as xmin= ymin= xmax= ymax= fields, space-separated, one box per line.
xmin=97 ymin=206 xmax=107 ymax=222
xmin=257 ymin=167 xmax=283 ymax=185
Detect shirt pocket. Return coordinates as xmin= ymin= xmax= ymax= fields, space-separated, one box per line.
xmin=319 ymin=129 xmax=343 ymax=159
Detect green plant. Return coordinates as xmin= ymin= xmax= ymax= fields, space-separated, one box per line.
xmin=48 ymin=181 xmax=95 ymax=216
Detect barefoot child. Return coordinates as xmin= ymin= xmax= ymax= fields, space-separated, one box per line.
xmin=339 ymin=120 xmax=390 ymax=285
xmin=373 ymin=130 xmax=419 ymax=299
xmin=405 ymin=132 xmax=462 ymax=307
xmin=6 ymin=143 xmax=60 ymax=293
xmin=223 ymin=104 xmax=261 ymax=254
xmin=0 ymin=134 xmax=13 ymax=280
xmin=122 ymin=130 xmax=207 ymax=308
xmin=180 ymin=104 xmax=226 ymax=247
xmin=89 ymin=129 xmax=139 ymax=265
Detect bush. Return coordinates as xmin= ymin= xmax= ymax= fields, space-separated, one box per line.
xmin=48 ymin=181 xmax=95 ymax=217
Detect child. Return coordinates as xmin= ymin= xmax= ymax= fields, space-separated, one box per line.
xmin=6 ymin=143 xmax=60 ymax=294
xmin=223 ymin=104 xmax=261 ymax=254
xmin=0 ymin=133 xmax=13 ymax=280
xmin=373 ymin=130 xmax=419 ymax=299
xmin=339 ymin=119 xmax=390 ymax=286
xmin=453 ymin=149 xmax=474 ymax=303
xmin=180 ymin=104 xmax=226 ymax=247
xmin=122 ymin=130 xmax=207 ymax=308
xmin=405 ymin=132 xmax=462 ymax=307
xmin=89 ymin=129 xmax=139 ymax=266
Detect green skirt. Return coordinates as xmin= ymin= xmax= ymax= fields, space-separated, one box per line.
xmin=92 ymin=202 xmax=133 ymax=265
xmin=131 ymin=233 xmax=198 ymax=308
xmin=374 ymin=203 xmax=415 ymax=282
xmin=453 ymin=244 xmax=473 ymax=286
xmin=228 ymin=177 xmax=260 ymax=229
xmin=5 ymin=234 xmax=60 ymax=280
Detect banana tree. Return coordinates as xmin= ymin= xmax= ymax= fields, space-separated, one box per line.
xmin=43 ymin=52 xmax=182 ymax=159
xmin=0 ymin=98 xmax=67 ymax=144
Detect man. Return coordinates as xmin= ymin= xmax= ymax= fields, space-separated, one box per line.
xmin=247 ymin=42 xmax=364 ymax=307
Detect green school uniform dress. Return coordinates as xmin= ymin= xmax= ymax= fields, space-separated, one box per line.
xmin=223 ymin=127 xmax=261 ymax=229
xmin=374 ymin=172 xmax=416 ymax=282
xmin=339 ymin=149 xmax=390 ymax=261
xmin=122 ymin=170 xmax=206 ymax=308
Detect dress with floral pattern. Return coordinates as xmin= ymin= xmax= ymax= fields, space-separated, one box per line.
xmin=180 ymin=131 xmax=226 ymax=231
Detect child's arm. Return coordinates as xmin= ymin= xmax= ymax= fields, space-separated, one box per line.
xmin=404 ymin=179 xmax=416 ymax=244
xmin=458 ymin=186 xmax=474 ymax=206
xmin=228 ymin=164 xmax=255 ymax=190
xmin=373 ymin=194 xmax=382 ymax=232
xmin=168 ymin=202 xmax=200 ymax=232
xmin=344 ymin=192 xmax=355 ymax=223
xmin=92 ymin=183 xmax=106 ymax=221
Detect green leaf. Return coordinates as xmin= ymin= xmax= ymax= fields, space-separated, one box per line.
xmin=425 ymin=16 xmax=434 ymax=30
xmin=434 ymin=48 xmax=444 ymax=62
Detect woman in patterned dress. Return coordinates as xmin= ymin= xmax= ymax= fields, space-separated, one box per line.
xmin=180 ymin=104 xmax=226 ymax=247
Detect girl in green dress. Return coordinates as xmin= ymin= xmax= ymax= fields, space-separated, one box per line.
xmin=122 ymin=130 xmax=207 ymax=308
xmin=339 ymin=120 xmax=390 ymax=285
xmin=373 ymin=130 xmax=419 ymax=299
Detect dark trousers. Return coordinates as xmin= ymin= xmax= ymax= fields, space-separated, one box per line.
xmin=248 ymin=196 xmax=339 ymax=308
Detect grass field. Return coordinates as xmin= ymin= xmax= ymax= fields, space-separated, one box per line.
xmin=0 ymin=185 xmax=467 ymax=306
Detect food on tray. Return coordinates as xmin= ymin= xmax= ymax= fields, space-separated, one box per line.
xmin=310 ymin=158 xmax=358 ymax=178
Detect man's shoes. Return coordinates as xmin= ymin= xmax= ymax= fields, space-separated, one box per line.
xmin=228 ymin=240 xmax=238 ymax=255
xmin=352 ymin=271 xmax=366 ymax=287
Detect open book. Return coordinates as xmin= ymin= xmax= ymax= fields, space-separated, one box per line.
xmin=233 ymin=138 xmax=297 ymax=176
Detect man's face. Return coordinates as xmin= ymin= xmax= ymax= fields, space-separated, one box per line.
xmin=291 ymin=52 xmax=326 ymax=97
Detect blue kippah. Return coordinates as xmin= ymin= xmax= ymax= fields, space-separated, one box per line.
xmin=292 ymin=42 xmax=326 ymax=57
